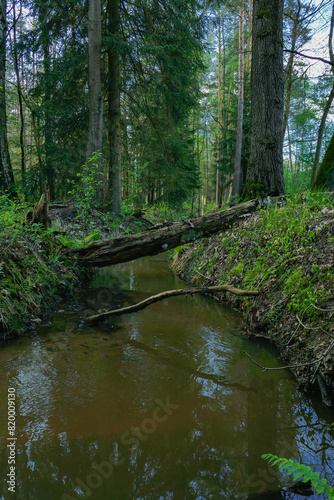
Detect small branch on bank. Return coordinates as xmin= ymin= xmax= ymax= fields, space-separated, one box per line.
xmin=85 ymin=285 xmax=259 ymax=324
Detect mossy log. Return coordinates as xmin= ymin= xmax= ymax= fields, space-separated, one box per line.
xmin=67 ymin=197 xmax=285 ymax=267
xmin=85 ymin=285 xmax=259 ymax=324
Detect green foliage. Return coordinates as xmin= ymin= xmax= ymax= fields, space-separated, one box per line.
xmin=0 ymin=194 xmax=80 ymax=336
xmin=82 ymin=231 xmax=101 ymax=245
xmin=230 ymin=263 xmax=243 ymax=276
xmin=145 ymin=202 xmax=191 ymax=223
xmin=262 ymin=454 xmax=334 ymax=499
xmin=67 ymin=152 xmax=103 ymax=220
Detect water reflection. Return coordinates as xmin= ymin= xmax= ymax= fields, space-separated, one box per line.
xmin=0 ymin=255 xmax=333 ymax=499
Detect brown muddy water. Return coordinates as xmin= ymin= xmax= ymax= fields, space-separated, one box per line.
xmin=0 ymin=254 xmax=334 ymax=500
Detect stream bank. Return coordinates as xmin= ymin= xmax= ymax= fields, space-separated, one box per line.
xmin=0 ymin=200 xmax=149 ymax=341
xmin=171 ymin=194 xmax=334 ymax=406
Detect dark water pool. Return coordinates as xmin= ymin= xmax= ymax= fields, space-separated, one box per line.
xmin=0 ymin=254 xmax=333 ymax=499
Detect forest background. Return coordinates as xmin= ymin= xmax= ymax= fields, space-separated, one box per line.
xmin=0 ymin=0 xmax=334 ymax=217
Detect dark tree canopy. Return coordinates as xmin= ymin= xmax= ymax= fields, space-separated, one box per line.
xmin=0 ymin=0 xmax=332 ymax=209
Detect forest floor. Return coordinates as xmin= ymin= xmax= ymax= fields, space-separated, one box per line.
xmin=171 ymin=193 xmax=334 ymax=406
xmin=0 ymin=200 xmax=150 ymax=340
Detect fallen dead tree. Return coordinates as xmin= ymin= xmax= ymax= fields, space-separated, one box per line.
xmin=85 ymin=284 xmax=259 ymax=324
xmin=67 ymin=197 xmax=285 ymax=267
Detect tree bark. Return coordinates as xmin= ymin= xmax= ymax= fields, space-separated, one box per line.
xmin=39 ymin=5 xmax=54 ymax=199
xmin=12 ymin=0 xmax=26 ymax=192
xmin=66 ymin=197 xmax=285 ymax=267
xmin=85 ymin=285 xmax=259 ymax=324
xmin=26 ymin=190 xmax=51 ymax=228
xmin=232 ymin=1 xmax=245 ymax=199
xmin=86 ymin=0 xmax=103 ymax=203
xmin=108 ymin=0 xmax=122 ymax=214
xmin=0 ymin=0 xmax=16 ymax=197
xmin=245 ymin=0 xmax=253 ymax=74
xmin=243 ymin=0 xmax=285 ymax=199
xmin=216 ymin=8 xmax=223 ymax=207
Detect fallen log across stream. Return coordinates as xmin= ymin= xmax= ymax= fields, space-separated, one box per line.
xmin=85 ymin=285 xmax=259 ymax=324
xmin=66 ymin=197 xmax=285 ymax=267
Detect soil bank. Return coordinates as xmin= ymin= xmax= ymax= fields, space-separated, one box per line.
xmin=171 ymin=195 xmax=334 ymax=406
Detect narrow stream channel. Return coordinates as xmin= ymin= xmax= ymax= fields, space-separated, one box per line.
xmin=0 ymin=254 xmax=333 ymax=499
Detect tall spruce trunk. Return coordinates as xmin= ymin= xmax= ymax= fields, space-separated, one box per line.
xmin=232 ymin=2 xmax=245 ymax=199
xmin=0 ymin=0 xmax=16 ymax=197
xmin=12 ymin=0 xmax=26 ymax=193
xmin=86 ymin=0 xmax=103 ymax=203
xmin=243 ymin=0 xmax=285 ymax=199
xmin=216 ymin=9 xmax=223 ymax=207
xmin=108 ymin=0 xmax=122 ymax=214
xmin=38 ymin=3 xmax=55 ymax=199
xmin=245 ymin=0 xmax=253 ymax=74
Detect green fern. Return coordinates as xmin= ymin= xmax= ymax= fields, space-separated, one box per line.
xmin=262 ymin=454 xmax=334 ymax=499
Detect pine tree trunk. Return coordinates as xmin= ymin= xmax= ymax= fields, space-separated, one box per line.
xmin=39 ymin=4 xmax=55 ymax=200
xmin=245 ymin=0 xmax=253 ymax=74
xmin=12 ymin=0 xmax=26 ymax=193
xmin=232 ymin=2 xmax=245 ymax=199
xmin=0 ymin=0 xmax=16 ymax=197
xmin=216 ymin=9 xmax=223 ymax=207
xmin=243 ymin=0 xmax=285 ymax=199
xmin=108 ymin=0 xmax=122 ymax=214
xmin=86 ymin=0 xmax=103 ymax=203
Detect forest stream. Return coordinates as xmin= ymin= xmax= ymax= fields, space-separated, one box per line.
xmin=0 ymin=254 xmax=334 ymax=499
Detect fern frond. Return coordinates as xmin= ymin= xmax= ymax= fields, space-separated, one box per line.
xmin=262 ymin=454 xmax=334 ymax=500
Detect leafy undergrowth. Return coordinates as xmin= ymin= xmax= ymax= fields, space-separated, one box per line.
xmin=171 ymin=192 xmax=334 ymax=402
xmin=0 ymin=196 xmax=151 ymax=340
xmin=0 ymin=196 xmax=87 ymax=339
